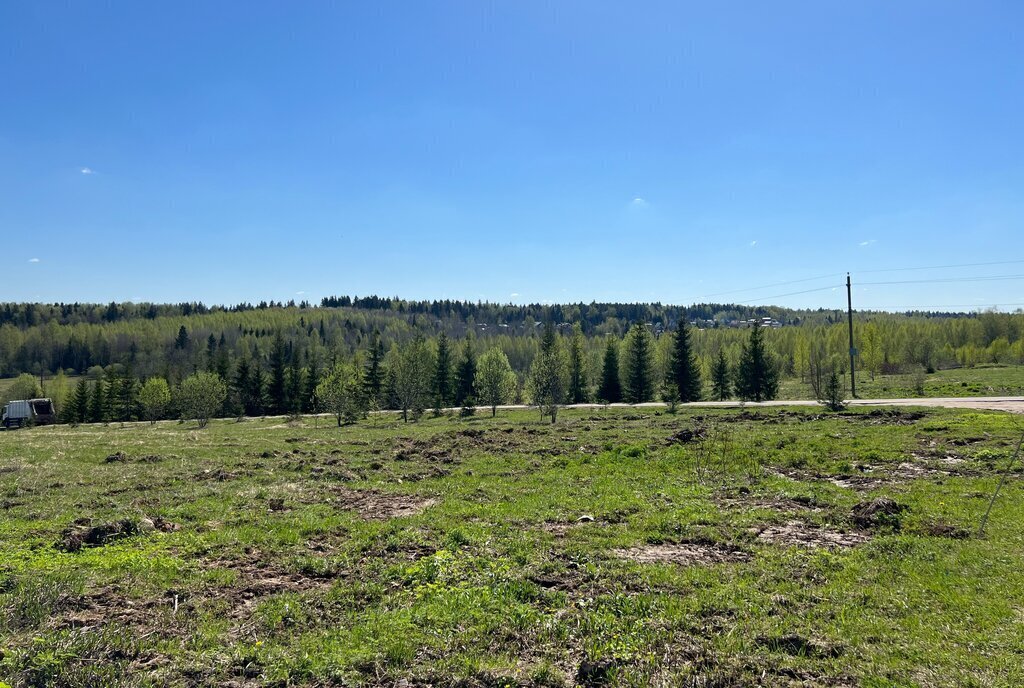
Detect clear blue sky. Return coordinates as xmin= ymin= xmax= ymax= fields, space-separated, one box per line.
xmin=2 ymin=2 xmax=1022 ymax=311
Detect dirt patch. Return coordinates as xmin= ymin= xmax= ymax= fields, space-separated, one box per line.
xmin=753 ymin=521 xmax=870 ymax=549
xmin=914 ymin=519 xmax=971 ymax=539
xmin=331 ymin=487 xmax=437 ymax=520
xmin=613 ymin=541 xmax=750 ymax=566
xmin=104 ymin=452 xmax=164 ymax=464
xmin=666 ymin=426 xmax=707 ymax=445
xmin=850 ymin=498 xmax=906 ymax=530
xmin=57 ymin=516 xmax=178 ymax=552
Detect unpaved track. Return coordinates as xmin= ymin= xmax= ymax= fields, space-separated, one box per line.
xmin=481 ymin=397 xmax=1024 ymax=414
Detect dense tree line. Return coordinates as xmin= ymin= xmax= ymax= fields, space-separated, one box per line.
xmin=2 ymin=298 xmax=1023 ymax=424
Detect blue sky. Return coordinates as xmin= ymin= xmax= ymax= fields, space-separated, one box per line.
xmin=2 ymin=1 xmax=1022 ymax=311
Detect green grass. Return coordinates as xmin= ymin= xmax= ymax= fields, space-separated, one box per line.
xmin=2 ymin=407 xmax=1024 ymax=686
xmin=778 ymin=364 xmax=1024 ymax=400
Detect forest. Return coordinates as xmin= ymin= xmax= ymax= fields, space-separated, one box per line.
xmin=1 ymin=297 xmax=1023 ymax=423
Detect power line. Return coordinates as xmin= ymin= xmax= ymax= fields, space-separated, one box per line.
xmin=860 ymin=273 xmax=1024 ymax=286
xmin=741 ymin=286 xmax=843 ymax=305
xmin=695 ymin=273 xmax=839 ymax=300
xmin=859 ymin=259 xmax=1024 ymax=274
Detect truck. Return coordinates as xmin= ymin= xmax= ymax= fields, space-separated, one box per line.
xmin=1 ymin=398 xmax=57 ymax=429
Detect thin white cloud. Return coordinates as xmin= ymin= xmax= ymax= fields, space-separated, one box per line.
xmin=859 ymin=239 xmax=877 ymax=247
xmin=28 ymin=258 xmax=40 ymax=263
xmin=510 ymin=292 xmax=520 ymax=298
xmin=631 ymin=197 xmax=648 ymax=207
xmin=749 ymin=240 xmax=757 ymax=247
xmin=296 ymin=291 xmax=305 ymax=295
xmin=80 ymin=167 xmax=95 ymax=175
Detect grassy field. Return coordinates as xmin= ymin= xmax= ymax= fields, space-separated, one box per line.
xmin=2 ymin=407 xmax=1024 ymax=687
xmin=778 ymin=364 xmax=1024 ymax=400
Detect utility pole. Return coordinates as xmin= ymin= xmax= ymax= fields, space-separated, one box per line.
xmin=846 ymin=272 xmax=856 ymax=398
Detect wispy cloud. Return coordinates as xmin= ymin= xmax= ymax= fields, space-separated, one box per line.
xmin=859 ymin=239 xmax=877 ymax=247
xmin=80 ymin=167 xmax=95 ymax=175
xmin=749 ymin=240 xmax=758 ymax=247
xmin=630 ymin=197 xmax=648 ymax=207
xmin=510 ymin=292 xmax=520 ymax=298
xmin=28 ymin=258 xmax=40 ymax=263
xmin=295 ymin=291 xmax=305 ymax=295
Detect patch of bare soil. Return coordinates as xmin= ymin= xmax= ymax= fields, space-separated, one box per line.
xmin=914 ymin=519 xmax=971 ymax=539
xmin=753 ymin=521 xmax=870 ymax=549
xmin=850 ymin=497 xmax=906 ymax=530
xmin=104 ymin=452 xmax=165 ymax=463
xmin=666 ymin=426 xmax=708 ymax=445
xmin=330 ymin=486 xmax=437 ymax=519
xmin=613 ymin=541 xmax=750 ymax=566
xmin=57 ymin=516 xmax=179 ymax=552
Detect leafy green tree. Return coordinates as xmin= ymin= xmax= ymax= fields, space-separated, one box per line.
xmin=434 ymin=331 xmax=453 ymax=408
xmin=2 ymin=373 xmax=41 ymax=403
xmin=138 ymin=377 xmax=171 ymax=424
xmin=528 ymin=323 xmax=568 ymax=423
xmin=735 ymin=326 xmax=779 ymax=402
xmin=391 ymin=335 xmax=435 ymax=422
xmin=622 ymin=323 xmax=655 ymax=403
xmin=316 ymin=363 xmax=368 ymax=426
xmin=176 ymin=372 xmax=227 ymax=428
xmin=711 ymin=349 xmax=731 ymax=401
xmin=861 ymin=322 xmax=882 ymax=381
xmin=474 ymin=347 xmax=517 ymax=416
xmin=598 ymin=337 xmax=622 ymax=403
xmin=567 ymin=324 xmax=588 ymax=404
xmin=669 ymin=320 xmax=701 ymax=402
xmin=454 ymin=333 xmax=477 ymax=406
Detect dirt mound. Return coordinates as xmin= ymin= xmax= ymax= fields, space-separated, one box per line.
xmin=851 ymin=498 xmax=906 ymax=529
xmin=613 ymin=541 xmax=750 ymax=566
xmin=104 ymin=452 xmax=164 ymax=464
xmin=666 ymin=426 xmax=706 ymax=445
xmin=331 ymin=487 xmax=437 ymax=520
xmin=915 ymin=519 xmax=971 ymax=539
xmin=754 ymin=521 xmax=869 ymax=549
xmin=58 ymin=518 xmax=144 ymax=552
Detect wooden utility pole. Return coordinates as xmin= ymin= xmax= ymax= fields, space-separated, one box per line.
xmin=847 ymin=272 xmax=856 ymax=398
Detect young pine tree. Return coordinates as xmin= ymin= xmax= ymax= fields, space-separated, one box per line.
xmin=433 ymin=332 xmax=453 ymax=408
xmin=735 ymin=326 xmax=779 ymax=402
xmin=711 ymin=349 xmax=731 ymax=401
xmin=454 ymin=333 xmax=477 ymax=406
xmin=567 ymin=324 xmax=588 ymax=404
xmin=598 ymin=337 xmax=622 ymax=403
xmin=622 ymin=323 xmax=655 ymax=403
xmin=363 ymin=331 xmax=386 ymax=407
xmin=268 ymin=333 xmax=288 ymax=414
xmin=669 ymin=320 xmax=701 ymax=402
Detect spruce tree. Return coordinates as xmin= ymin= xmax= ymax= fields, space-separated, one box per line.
xmin=528 ymin=322 xmax=568 ymax=423
xmin=568 ymin=324 xmax=588 ymax=403
xmin=433 ymin=331 xmax=453 ymax=408
xmin=206 ymin=334 xmax=218 ymax=372
xmin=286 ymin=354 xmax=304 ymax=414
xmin=268 ymin=332 xmax=288 ymax=414
xmin=88 ymin=378 xmax=106 ymax=423
xmin=68 ymin=379 xmax=90 ymax=423
xmin=304 ymin=351 xmax=321 ymax=413
xmin=598 ymin=337 xmax=622 ymax=403
xmin=249 ymin=361 xmax=268 ymax=415
xmin=234 ymin=355 xmax=252 ymax=415
xmin=711 ymin=349 xmax=731 ymax=401
xmin=454 ymin=333 xmax=477 ymax=406
xmin=622 ymin=323 xmax=655 ymax=403
xmin=174 ymin=326 xmax=190 ymax=350
xmin=363 ymin=331 xmax=385 ymax=406
xmin=735 ymin=325 xmax=779 ymax=402
xmin=669 ymin=320 xmax=702 ymax=402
